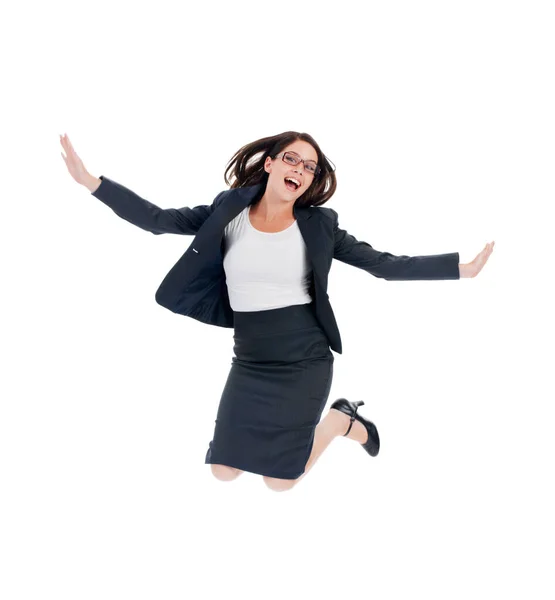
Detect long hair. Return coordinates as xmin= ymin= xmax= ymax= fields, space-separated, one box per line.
xmin=224 ymin=131 xmax=337 ymax=208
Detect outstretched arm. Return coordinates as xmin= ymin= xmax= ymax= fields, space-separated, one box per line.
xmin=331 ymin=208 xmax=461 ymax=280
xmin=60 ymin=133 xmax=224 ymax=236
xmin=90 ymin=175 xmax=225 ymax=235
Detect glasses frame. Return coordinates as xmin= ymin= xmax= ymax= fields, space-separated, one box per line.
xmin=274 ymin=151 xmax=321 ymax=176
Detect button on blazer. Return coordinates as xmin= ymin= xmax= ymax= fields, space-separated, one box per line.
xmin=92 ymin=176 xmax=460 ymax=354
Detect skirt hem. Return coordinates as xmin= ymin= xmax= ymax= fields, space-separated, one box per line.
xmin=205 ymin=457 xmax=304 ymax=480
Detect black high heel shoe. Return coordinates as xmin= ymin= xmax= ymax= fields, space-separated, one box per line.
xmin=330 ymin=398 xmax=380 ymax=457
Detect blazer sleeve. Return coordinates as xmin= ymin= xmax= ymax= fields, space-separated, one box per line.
xmin=331 ymin=209 xmax=460 ymax=281
xmin=91 ymin=175 xmax=226 ymax=235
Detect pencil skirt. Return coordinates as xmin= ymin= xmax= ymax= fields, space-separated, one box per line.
xmin=204 ymin=302 xmax=335 ymax=480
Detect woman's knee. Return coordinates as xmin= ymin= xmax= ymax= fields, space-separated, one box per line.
xmin=263 ymin=476 xmax=297 ymax=492
xmin=210 ymin=464 xmax=243 ymax=481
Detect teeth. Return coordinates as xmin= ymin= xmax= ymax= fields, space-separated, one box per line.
xmin=285 ymin=177 xmax=300 ymax=188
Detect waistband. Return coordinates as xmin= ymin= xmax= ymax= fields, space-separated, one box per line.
xmin=232 ymin=302 xmax=320 ymax=337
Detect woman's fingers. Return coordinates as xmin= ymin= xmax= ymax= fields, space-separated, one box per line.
xmin=66 ymin=135 xmax=76 ymax=154
xmin=61 ymin=134 xmax=77 ymax=163
xmin=469 ymin=241 xmax=495 ymax=276
xmin=451 ymin=242 xmax=494 ymax=278
xmin=60 ymin=134 xmax=70 ymax=157
xmin=484 ymin=242 xmax=494 ymax=261
xmin=60 ymin=133 xmax=73 ymax=156
xmin=477 ymin=242 xmax=494 ymax=261
xmin=60 ymin=133 xmax=73 ymax=153
xmin=60 ymin=133 xmax=88 ymax=184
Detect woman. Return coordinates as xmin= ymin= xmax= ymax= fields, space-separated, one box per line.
xmin=60 ymin=131 xmax=495 ymax=492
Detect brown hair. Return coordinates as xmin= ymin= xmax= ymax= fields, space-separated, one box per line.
xmin=224 ymin=131 xmax=337 ymax=207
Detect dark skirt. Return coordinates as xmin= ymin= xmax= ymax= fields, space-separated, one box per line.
xmin=204 ymin=302 xmax=335 ymax=479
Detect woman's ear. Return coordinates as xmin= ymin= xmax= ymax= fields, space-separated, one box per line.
xmin=264 ymin=156 xmax=272 ymax=174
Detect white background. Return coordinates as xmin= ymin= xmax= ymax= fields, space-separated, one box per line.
xmin=1 ymin=0 xmax=554 ymax=598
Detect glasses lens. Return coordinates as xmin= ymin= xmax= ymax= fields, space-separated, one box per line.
xmin=305 ymin=162 xmax=318 ymax=174
xmin=283 ymin=152 xmax=299 ymax=165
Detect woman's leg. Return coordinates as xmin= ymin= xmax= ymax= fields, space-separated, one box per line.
xmin=263 ymin=408 xmax=368 ymax=491
xmin=298 ymin=408 xmax=368 ymax=481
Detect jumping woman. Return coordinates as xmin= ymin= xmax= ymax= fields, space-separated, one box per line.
xmin=60 ymin=131 xmax=494 ymax=492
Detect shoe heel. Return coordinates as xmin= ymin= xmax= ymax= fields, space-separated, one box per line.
xmin=354 ymin=400 xmax=365 ymax=407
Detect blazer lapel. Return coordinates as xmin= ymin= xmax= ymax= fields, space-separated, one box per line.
xmin=218 ymin=184 xmax=328 ymax=293
xmin=294 ymin=203 xmax=328 ymax=295
xmin=213 ymin=185 xmax=326 ymax=292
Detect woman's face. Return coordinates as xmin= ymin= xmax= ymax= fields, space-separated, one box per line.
xmin=263 ymin=139 xmax=319 ymax=201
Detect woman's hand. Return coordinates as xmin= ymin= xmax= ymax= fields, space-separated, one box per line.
xmin=60 ymin=133 xmax=100 ymax=191
xmin=459 ymin=241 xmax=495 ymax=278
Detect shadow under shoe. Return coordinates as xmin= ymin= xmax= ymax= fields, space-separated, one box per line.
xmin=330 ymin=398 xmax=380 ymax=457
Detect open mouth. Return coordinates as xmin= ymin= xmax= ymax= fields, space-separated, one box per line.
xmin=284 ymin=177 xmax=300 ymax=192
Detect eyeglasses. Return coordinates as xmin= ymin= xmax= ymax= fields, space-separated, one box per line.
xmin=274 ymin=151 xmax=321 ymax=176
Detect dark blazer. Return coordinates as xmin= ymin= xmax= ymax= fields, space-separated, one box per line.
xmin=91 ymin=176 xmax=460 ymax=354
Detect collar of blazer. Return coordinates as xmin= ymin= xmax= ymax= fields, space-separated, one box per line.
xmin=214 ymin=182 xmax=314 ymax=223
xmin=217 ymin=184 xmax=326 ymax=268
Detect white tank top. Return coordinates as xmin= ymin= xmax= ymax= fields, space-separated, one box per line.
xmin=222 ymin=205 xmax=313 ymax=312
